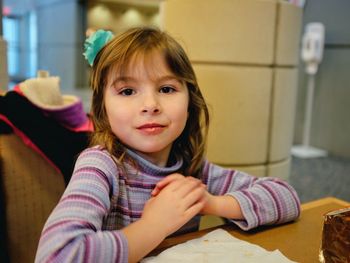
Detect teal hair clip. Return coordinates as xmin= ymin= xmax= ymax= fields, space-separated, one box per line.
xmin=83 ymin=29 xmax=114 ymax=66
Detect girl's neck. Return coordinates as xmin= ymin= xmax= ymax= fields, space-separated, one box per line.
xmin=132 ymin=149 xmax=171 ymax=167
xmin=125 ymin=147 xmax=183 ymax=177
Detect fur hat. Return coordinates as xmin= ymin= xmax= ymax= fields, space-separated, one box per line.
xmin=18 ymin=71 xmax=88 ymax=128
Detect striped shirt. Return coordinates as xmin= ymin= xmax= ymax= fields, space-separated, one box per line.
xmin=35 ymin=146 xmax=300 ymax=263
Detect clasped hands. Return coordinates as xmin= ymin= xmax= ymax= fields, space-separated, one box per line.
xmin=140 ymin=173 xmax=215 ymax=238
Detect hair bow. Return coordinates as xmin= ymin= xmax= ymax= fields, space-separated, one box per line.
xmin=83 ymin=29 xmax=114 ymax=66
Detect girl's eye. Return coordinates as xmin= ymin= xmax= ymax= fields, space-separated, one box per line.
xmin=119 ymin=88 xmax=135 ymax=96
xmin=160 ymin=86 xmax=176 ymax=93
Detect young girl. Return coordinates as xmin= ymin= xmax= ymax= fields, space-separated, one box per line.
xmin=35 ymin=27 xmax=300 ymax=263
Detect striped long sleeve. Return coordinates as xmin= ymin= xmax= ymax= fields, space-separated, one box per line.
xmin=35 ymin=148 xmax=129 ymax=263
xmin=35 ymin=146 xmax=301 ymax=262
xmin=201 ymin=160 xmax=301 ymax=230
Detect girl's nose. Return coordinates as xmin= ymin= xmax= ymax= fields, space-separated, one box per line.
xmin=141 ymin=93 xmax=161 ymax=114
xmin=142 ymin=106 xmax=160 ymax=114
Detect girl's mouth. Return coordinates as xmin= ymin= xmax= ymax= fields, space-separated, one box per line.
xmin=137 ymin=123 xmax=166 ymax=135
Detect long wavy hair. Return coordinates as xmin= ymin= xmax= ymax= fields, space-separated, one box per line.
xmin=89 ymin=27 xmax=209 ymax=178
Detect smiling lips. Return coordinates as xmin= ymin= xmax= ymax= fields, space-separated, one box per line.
xmin=137 ymin=123 xmax=166 ymax=135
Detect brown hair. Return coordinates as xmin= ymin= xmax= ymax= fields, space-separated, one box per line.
xmin=89 ymin=27 xmax=209 ymax=178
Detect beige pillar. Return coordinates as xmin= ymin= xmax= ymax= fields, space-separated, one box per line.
xmin=161 ymin=0 xmax=302 ymax=180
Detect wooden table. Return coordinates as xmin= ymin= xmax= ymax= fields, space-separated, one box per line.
xmin=152 ymin=197 xmax=350 ymax=263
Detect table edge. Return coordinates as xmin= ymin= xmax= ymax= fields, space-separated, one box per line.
xmin=301 ymin=196 xmax=350 ymax=210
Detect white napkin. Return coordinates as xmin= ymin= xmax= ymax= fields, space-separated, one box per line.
xmin=142 ymin=229 xmax=296 ymax=263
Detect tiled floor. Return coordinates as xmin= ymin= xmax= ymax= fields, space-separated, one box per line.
xmin=289 ymin=155 xmax=350 ymax=203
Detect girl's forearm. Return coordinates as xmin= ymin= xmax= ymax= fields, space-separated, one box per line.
xmin=203 ymin=195 xmax=244 ymax=220
xmin=121 ymin=219 xmax=166 ymax=263
xmin=122 ymin=195 xmax=243 ymax=262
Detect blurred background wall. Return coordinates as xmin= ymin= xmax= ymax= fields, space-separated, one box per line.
xmin=2 ymin=0 xmax=87 ymax=91
xmin=294 ymin=0 xmax=350 ymax=158
xmin=87 ymin=0 xmax=159 ymax=34
xmin=2 ymin=0 xmax=350 ymax=158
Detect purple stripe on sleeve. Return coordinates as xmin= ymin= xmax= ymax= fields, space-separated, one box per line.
xmin=272 ymin=178 xmax=301 ymax=218
xmin=124 ymin=179 xmax=156 ymax=189
xmin=115 ymin=232 xmax=122 ymax=263
xmin=75 ymin=167 xmax=110 ymax=186
xmin=84 ymin=235 xmax=91 ymax=261
xmin=48 ymin=249 xmax=61 ymax=262
xmin=61 ymin=194 xmax=106 ymax=210
xmin=259 ymin=183 xmax=282 ymax=223
xmin=241 ymin=189 xmax=261 ymax=226
xmin=42 ymin=220 xmax=97 ymax=242
xmin=219 ymin=170 xmax=234 ymax=195
xmin=201 ymin=161 xmax=210 ymax=184
xmin=116 ymin=204 xmax=142 ymax=218
xmin=41 ymin=220 xmax=71 ymax=237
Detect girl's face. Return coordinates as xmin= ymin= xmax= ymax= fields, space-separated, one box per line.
xmin=104 ymin=51 xmax=189 ymax=167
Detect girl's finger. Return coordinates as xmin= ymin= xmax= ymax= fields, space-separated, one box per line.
xmin=172 ymin=177 xmax=202 ymax=197
xmin=181 ymin=184 xmax=206 ymax=209
xmin=157 ymin=173 xmax=184 ymax=188
xmin=151 ymin=173 xmax=184 ymax=196
xmin=183 ymin=199 xmax=206 ymax=221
